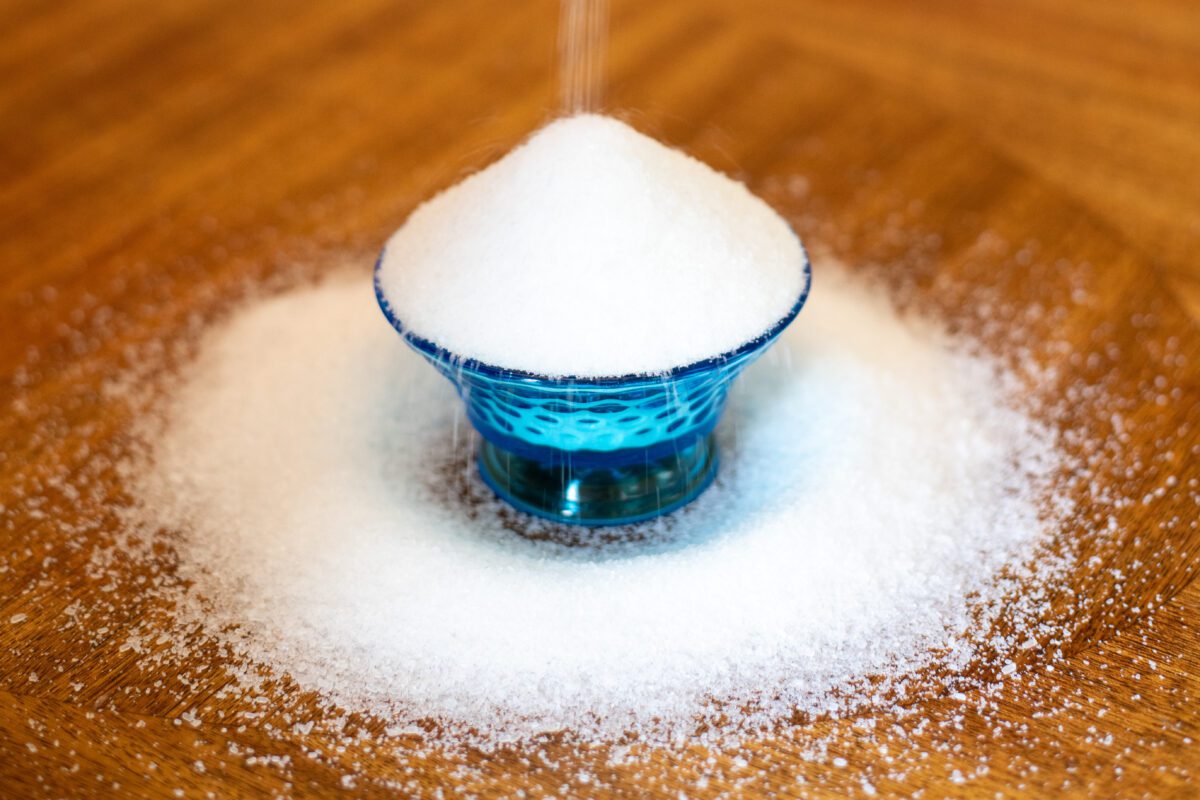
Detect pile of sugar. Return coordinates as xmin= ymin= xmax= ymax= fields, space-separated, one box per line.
xmin=376 ymin=114 xmax=808 ymax=377
xmin=128 ymin=266 xmax=1070 ymax=745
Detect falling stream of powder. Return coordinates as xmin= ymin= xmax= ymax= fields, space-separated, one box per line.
xmin=126 ymin=265 xmax=1073 ymax=745
xmin=558 ymin=0 xmax=607 ymax=113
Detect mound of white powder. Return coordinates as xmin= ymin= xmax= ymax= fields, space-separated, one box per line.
xmin=376 ymin=114 xmax=809 ymax=377
xmin=129 ymin=266 xmax=1069 ymax=745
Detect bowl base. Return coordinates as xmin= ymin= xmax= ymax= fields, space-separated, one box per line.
xmin=477 ymin=434 xmax=718 ymax=527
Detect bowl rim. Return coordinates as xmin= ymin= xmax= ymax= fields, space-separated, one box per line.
xmin=373 ymin=240 xmax=812 ymax=386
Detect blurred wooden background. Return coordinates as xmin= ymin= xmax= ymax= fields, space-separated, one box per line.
xmin=1 ymin=0 xmax=1198 ymax=797
xmin=5 ymin=0 xmax=1197 ymax=320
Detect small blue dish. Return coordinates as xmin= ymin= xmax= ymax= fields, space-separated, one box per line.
xmin=375 ymin=247 xmax=811 ymax=526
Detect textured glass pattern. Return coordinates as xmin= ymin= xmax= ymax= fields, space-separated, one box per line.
xmin=375 ymin=256 xmax=811 ymax=524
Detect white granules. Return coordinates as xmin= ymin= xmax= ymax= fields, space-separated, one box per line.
xmin=128 ymin=265 xmax=1071 ymax=745
xmin=376 ymin=114 xmax=808 ymax=377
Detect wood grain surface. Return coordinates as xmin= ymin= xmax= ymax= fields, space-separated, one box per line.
xmin=2 ymin=0 xmax=1199 ymax=797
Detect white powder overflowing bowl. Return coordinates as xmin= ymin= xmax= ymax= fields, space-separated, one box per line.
xmin=376 ymin=114 xmax=809 ymax=377
xmin=128 ymin=265 xmax=1071 ymax=745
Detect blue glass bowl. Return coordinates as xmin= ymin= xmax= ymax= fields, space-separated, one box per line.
xmin=375 ymin=248 xmax=811 ymax=526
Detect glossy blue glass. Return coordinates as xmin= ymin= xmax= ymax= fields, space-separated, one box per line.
xmin=375 ymin=249 xmax=811 ymax=526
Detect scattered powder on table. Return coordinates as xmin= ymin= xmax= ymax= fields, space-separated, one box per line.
xmin=127 ymin=265 xmax=1071 ymax=745
xmin=376 ymin=114 xmax=808 ymax=377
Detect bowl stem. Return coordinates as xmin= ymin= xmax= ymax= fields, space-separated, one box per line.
xmin=477 ymin=434 xmax=718 ymax=526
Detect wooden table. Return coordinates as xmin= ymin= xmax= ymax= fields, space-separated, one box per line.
xmin=2 ymin=0 xmax=1199 ymax=796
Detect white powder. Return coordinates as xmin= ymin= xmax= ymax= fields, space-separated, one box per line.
xmin=129 ymin=266 xmax=1069 ymax=745
xmin=376 ymin=114 xmax=808 ymax=377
